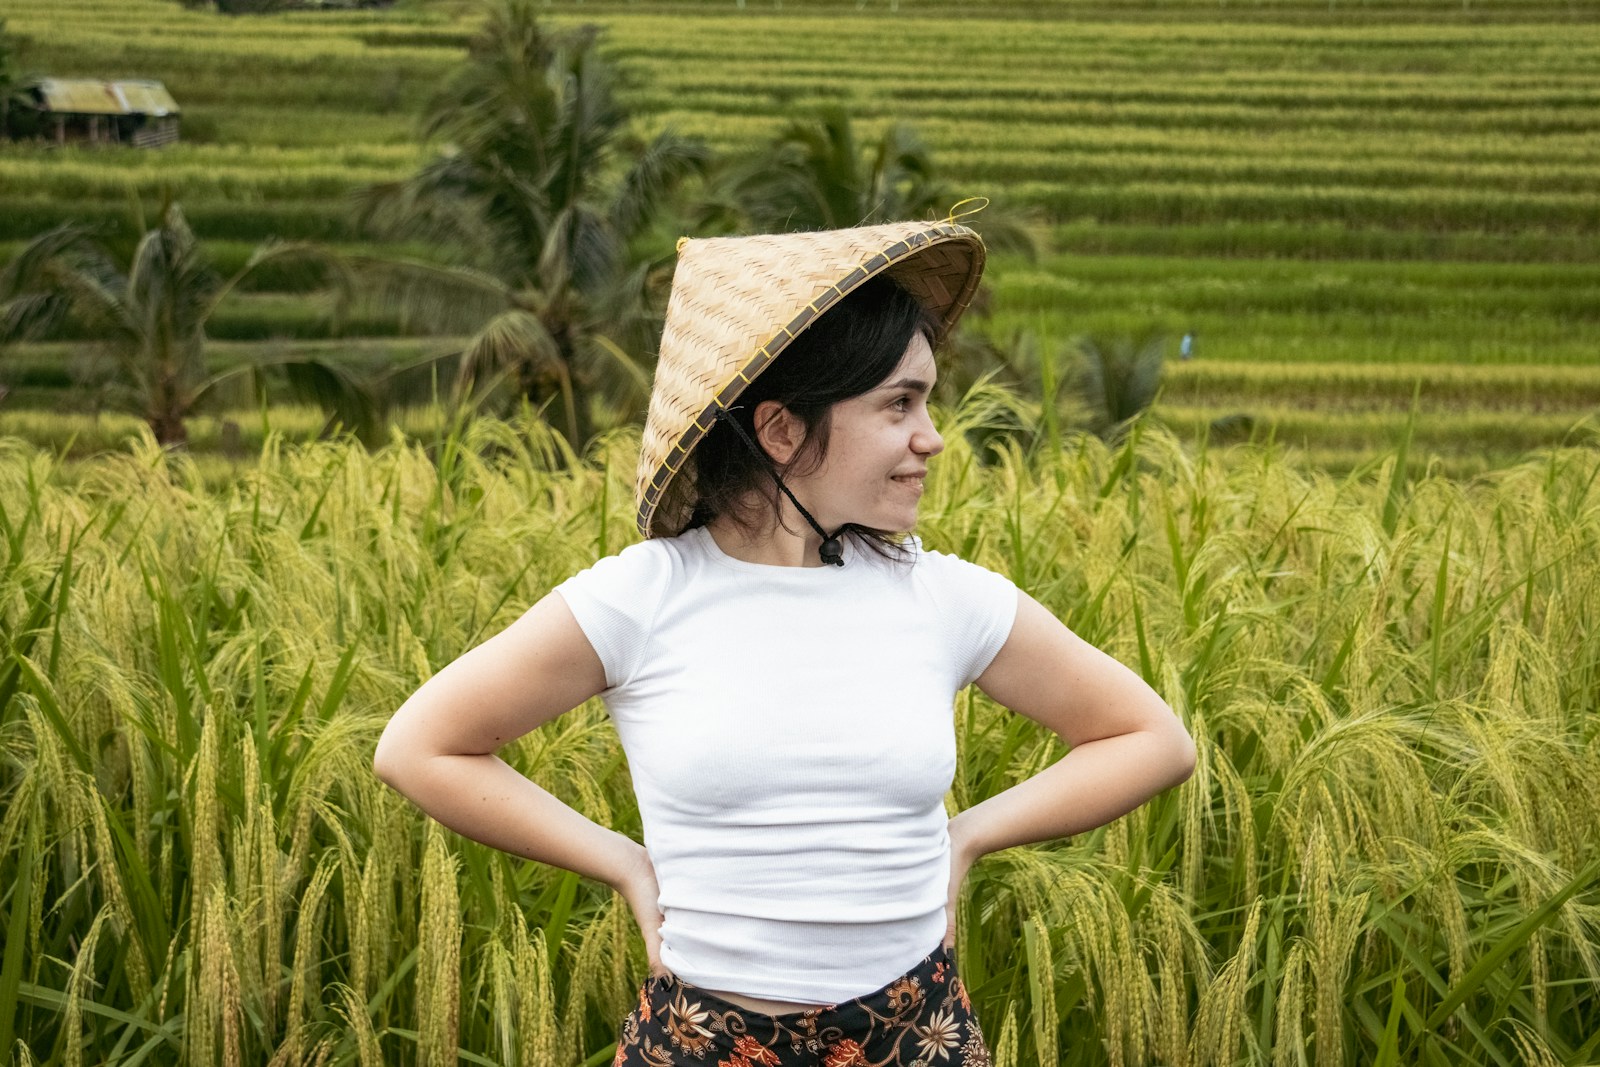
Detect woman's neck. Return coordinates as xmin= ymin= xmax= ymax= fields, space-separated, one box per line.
xmin=705 ymin=512 xmax=828 ymax=568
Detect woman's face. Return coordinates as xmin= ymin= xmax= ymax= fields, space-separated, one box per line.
xmin=789 ymin=331 xmax=945 ymax=533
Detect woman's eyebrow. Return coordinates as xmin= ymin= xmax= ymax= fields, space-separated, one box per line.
xmin=879 ymin=377 xmax=933 ymax=394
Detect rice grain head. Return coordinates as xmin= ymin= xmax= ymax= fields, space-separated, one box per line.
xmin=1025 ymin=914 xmax=1058 ymax=1067
xmin=88 ymin=777 xmax=153 ymax=1003
xmin=417 ymin=826 xmax=461 ymax=1067
xmin=1271 ymin=940 xmax=1309 ymax=1067
xmin=992 ymin=1005 xmax=1020 ymax=1067
xmin=258 ymin=796 xmax=284 ymax=1031
xmin=62 ymin=905 xmax=111 ymax=1067
xmin=1148 ymin=888 xmax=1194 ymax=1067
xmin=333 ymin=981 xmax=384 ymax=1067
xmin=1188 ymin=896 xmax=1263 ymax=1067
xmin=513 ymin=912 xmax=559 ymax=1067
xmin=285 ymin=852 xmax=339 ymax=1063
xmin=1504 ymin=1017 xmax=1563 ymax=1067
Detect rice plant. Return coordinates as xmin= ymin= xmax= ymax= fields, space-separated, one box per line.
xmin=1 ymin=383 xmax=1597 ymax=1065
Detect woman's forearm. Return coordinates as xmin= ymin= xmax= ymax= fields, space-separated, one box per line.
xmin=375 ymin=752 xmax=644 ymax=889
xmin=950 ymin=726 xmax=1194 ymax=860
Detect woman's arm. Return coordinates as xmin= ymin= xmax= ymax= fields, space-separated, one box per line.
xmin=948 ymin=590 xmax=1196 ymax=879
xmin=372 ymin=592 xmax=670 ymax=973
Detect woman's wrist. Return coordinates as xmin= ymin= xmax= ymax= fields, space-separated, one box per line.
xmin=947 ymin=810 xmax=987 ymax=867
xmin=595 ymin=833 xmax=652 ymax=893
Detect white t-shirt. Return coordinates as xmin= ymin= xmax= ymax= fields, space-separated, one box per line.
xmin=554 ymin=524 xmax=1019 ymax=1004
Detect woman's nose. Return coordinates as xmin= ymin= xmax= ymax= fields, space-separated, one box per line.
xmin=914 ymin=416 xmax=944 ymax=457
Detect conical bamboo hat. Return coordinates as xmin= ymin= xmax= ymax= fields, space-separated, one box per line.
xmin=636 ymin=219 xmax=986 ymax=539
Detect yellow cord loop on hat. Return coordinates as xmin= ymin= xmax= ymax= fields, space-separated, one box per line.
xmin=943 ymin=197 xmax=989 ymax=224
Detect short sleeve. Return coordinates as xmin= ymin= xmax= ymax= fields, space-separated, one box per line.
xmin=553 ymin=541 xmax=673 ymax=691
xmin=913 ymin=543 xmax=1021 ymax=688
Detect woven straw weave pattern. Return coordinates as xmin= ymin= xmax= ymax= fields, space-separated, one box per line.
xmin=636 ymin=221 xmax=985 ymax=539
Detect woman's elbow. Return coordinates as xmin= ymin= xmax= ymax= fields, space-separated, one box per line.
xmin=372 ymin=718 xmax=421 ymax=789
xmin=1160 ymin=714 xmax=1198 ymax=787
xmin=1168 ymin=731 xmax=1198 ymax=785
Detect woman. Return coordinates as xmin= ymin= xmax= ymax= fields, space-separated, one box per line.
xmin=373 ymin=220 xmax=1196 ymax=1066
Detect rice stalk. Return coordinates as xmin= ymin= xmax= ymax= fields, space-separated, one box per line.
xmin=59 ymin=904 xmax=110 ymax=1067
xmin=512 ymin=914 xmax=559 ymax=1067
xmin=188 ymin=882 xmax=244 ymax=1067
xmin=1024 ymin=914 xmax=1059 ymax=1067
xmin=1271 ymin=941 xmax=1310 ymax=1067
xmin=416 ymin=826 xmax=461 ymax=1067
xmin=283 ymin=852 xmax=339 ymax=1065
xmin=992 ymin=1005 xmax=1020 ymax=1067
xmin=1188 ymin=896 xmax=1263 ymax=1067
xmin=332 ymin=981 xmax=384 ymax=1067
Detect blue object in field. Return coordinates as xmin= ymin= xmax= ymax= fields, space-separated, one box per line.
xmin=1180 ymin=333 xmax=1194 ymax=360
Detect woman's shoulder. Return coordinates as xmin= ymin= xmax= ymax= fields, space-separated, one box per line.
xmin=905 ymin=535 xmax=1010 ymax=578
xmin=558 ymin=532 xmax=688 ymax=593
xmin=902 ymin=534 xmax=1019 ymax=604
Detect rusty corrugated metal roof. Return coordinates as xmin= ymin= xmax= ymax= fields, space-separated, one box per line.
xmin=32 ymin=79 xmax=181 ymax=117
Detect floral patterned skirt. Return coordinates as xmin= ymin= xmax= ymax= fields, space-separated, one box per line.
xmin=611 ymin=940 xmax=990 ymax=1067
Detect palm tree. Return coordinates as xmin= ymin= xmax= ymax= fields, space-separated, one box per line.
xmin=726 ymin=107 xmax=1044 ymax=262
xmin=0 ymin=203 xmax=372 ymax=446
xmin=351 ymin=0 xmax=710 ymax=450
xmin=1073 ymin=331 xmax=1167 ymax=441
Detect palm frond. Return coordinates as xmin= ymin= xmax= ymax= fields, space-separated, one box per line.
xmin=0 ymin=223 xmax=100 ymax=300
xmin=351 ymin=161 xmax=501 ymax=259
xmin=460 ymin=306 xmax=576 ymax=437
xmin=0 ymin=292 xmax=69 ymax=348
xmin=196 ymin=355 xmax=382 ymax=444
xmin=208 ymin=240 xmax=356 ymax=323
xmin=343 ymin=255 xmax=512 ymax=337
xmin=371 ymin=348 xmax=469 ymax=411
xmin=610 ymin=130 xmax=713 ymax=245
xmin=580 ymin=331 xmax=650 ymax=413
xmin=1075 ymin=332 xmax=1167 ymax=439
xmin=555 ymin=203 xmax=621 ymax=298
xmin=460 ymin=307 xmax=559 ymax=388
xmin=126 ymin=205 xmax=217 ymax=360
xmin=37 ymin=259 xmax=141 ymax=350
xmin=0 ymin=225 xmax=116 ymax=347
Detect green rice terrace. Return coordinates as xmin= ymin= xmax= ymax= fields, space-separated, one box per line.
xmin=0 ymin=0 xmax=1597 ymax=478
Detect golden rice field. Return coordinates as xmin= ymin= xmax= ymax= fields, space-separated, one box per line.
xmin=1 ymin=391 xmax=1598 ymax=1065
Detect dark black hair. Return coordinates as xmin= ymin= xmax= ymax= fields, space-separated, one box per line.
xmin=684 ymin=272 xmax=940 ymax=558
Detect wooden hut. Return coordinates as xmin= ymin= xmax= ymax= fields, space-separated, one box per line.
xmin=23 ymin=78 xmax=181 ymax=147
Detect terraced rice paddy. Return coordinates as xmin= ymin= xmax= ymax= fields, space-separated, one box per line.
xmin=2 ymin=0 xmax=1597 ymax=471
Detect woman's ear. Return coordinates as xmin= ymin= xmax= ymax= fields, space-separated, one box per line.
xmin=754 ymin=400 xmax=806 ymax=466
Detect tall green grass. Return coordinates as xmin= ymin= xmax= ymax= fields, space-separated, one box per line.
xmin=1 ymin=388 xmax=1597 ymax=1065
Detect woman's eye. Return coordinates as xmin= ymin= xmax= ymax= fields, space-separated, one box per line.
xmin=893 ymin=396 xmax=911 ymax=411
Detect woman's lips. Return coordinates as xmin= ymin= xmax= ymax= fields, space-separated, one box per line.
xmin=891 ymin=474 xmax=925 ymax=491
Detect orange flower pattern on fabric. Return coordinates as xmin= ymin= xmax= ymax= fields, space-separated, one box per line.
xmin=733 ymin=1036 xmax=783 ymax=1065
xmin=610 ymin=942 xmax=987 ymax=1066
xmin=821 ymin=1039 xmax=868 ymax=1067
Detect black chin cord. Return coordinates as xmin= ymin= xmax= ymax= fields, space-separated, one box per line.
xmin=713 ymin=406 xmax=846 ymax=566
